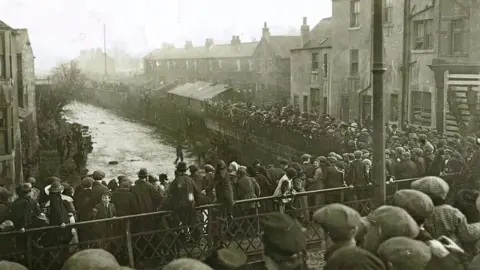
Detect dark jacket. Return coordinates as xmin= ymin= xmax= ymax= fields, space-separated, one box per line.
xmin=323 ymin=165 xmax=345 ymax=189
xmin=214 ymin=161 xmax=235 ymax=207
xmin=190 ymin=172 xmax=205 ymax=191
xmin=111 ymin=188 xmax=139 ymax=216
xmin=6 ymin=195 xmax=41 ymax=229
xmin=165 ymin=173 xmax=203 ymax=210
xmin=91 ymin=181 xmax=110 ymax=206
xmin=93 ymin=202 xmax=116 ymax=219
xmin=395 ymin=160 xmax=418 ymax=179
xmin=345 ymin=159 xmax=369 ymax=186
xmin=74 ymin=188 xmax=94 ymax=221
xmin=131 ymin=179 xmax=160 ymax=213
xmin=236 ymin=175 xmax=260 ymax=209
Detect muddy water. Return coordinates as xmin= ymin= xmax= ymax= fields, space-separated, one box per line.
xmin=63 ymin=102 xmax=194 ymax=181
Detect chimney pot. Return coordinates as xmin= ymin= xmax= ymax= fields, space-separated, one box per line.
xmin=303 ymin=17 xmax=307 ymax=25
xmin=264 ymin=22 xmax=267 ymax=28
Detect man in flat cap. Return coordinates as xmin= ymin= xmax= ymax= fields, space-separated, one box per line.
xmin=313 ymin=204 xmax=362 ymax=260
xmin=378 ymin=237 xmax=432 ymax=270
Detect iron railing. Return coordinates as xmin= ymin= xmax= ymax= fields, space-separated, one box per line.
xmin=0 ymin=173 xmax=473 ymax=270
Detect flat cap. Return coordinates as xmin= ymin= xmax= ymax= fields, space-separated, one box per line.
xmin=260 ymin=212 xmax=306 ymax=254
xmin=81 ymin=177 xmax=94 ymax=188
xmin=324 ymin=246 xmax=385 ymax=270
xmin=393 ymin=189 xmax=434 ymax=223
xmin=411 ymin=176 xmax=450 ymax=198
xmin=378 ymin=237 xmax=431 ymax=270
xmin=0 ymin=261 xmax=28 ymax=270
xmin=92 ymin=170 xmax=105 ymax=180
xmin=204 ymin=248 xmax=247 ymax=270
xmin=366 ymin=206 xmax=419 ymax=250
xmin=164 ymin=258 xmax=213 ymax=270
xmin=61 ymin=249 xmax=119 ymax=270
xmin=313 ymin=204 xmax=362 ymax=241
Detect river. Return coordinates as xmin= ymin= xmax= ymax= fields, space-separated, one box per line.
xmin=63 ymin=102 xmax=194 ymax=181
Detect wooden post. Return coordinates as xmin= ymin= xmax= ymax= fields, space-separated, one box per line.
xmin=372 ymin=0 xmax=387 ymax=205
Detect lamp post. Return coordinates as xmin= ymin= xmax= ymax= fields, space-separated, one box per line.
xmin=372 ymin=0 xmax=387 ymax=205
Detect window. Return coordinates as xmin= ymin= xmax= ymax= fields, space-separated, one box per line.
xmin=186 ymin=60 xmax=189 ymax=70
xmin=362 ymin=95 xmax=372 ymax=119
xmin=390 ymin=93 xmax=399 ymax=121
xmin=17 ymin=54 xmax=26 ymax=108
xmin=410 ymin=91 xmax=432 ymax=126
xmin=311 ymin=73 xmax=319 ymax=83
xmin=218 ymin=60 xmax=222 ymax=69
xmin=311 ymin=53 xmax=319 ymax=71
xmin=384 ymin=0 xmax=393 ymax=23
xmin=209 ymin=60 xmax=213 ymax=71
xmin=303 ymin=95 xmax=309 ymax=113
xmin=236 ymin=59 xmax=241 ymax=71
xmin=451 ymin=19 xmax=465 ymax=53
xmin=248 ymin=60 xmax=253 ymax=71
xmin=350 ymin=0 xmax=360 ymax=27
xmin=414 ymin=20 xmax=433 ymax=50
xmin=323 ymin=53 xmax=328 ymax=77
xmin=293 ymin=95 xmax=300 ymax=109
xmin=193 ymin=60 xmax=197 ymax=70
xmin=350 ymin=49 xmax=359 ymax=76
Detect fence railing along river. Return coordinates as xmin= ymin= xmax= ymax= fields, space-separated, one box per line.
xmin=0 ymin=172 xmax=474 ymax=270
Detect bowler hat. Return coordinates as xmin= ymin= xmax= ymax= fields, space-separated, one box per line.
xmin=137 ymin=168 xmax=148 ymax=178
xmin=49 ymin=181 xmax=64 ymax=193
xmin=177 ymin=162 xmax=188 ymax=172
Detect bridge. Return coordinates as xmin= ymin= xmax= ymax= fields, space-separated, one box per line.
xmin=0 ymin=173 xmax=474 ymax=270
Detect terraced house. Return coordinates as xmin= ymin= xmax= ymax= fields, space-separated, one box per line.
xmin=144 ymin=37 xmax=259 ymax=96
xmin=144 ymin=22 xmax=302 ymax=104
xmin=0 ymin=20 xmax=39 ymax=189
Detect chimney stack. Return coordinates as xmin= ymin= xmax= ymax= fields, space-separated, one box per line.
xmin=231 ymin=36 xmax=241 ymax=46
xmin=205 ymin=38 xmax=214 ymax=50
xmin=262 ymin=22 xmax=270 ymax=41
xmin=301 ymin=17 xmax=310 ymax=47
xmin=184 ymin=40 xmax=193 ymax=49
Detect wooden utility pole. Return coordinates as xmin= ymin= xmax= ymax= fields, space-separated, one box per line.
xmin=372 ymin=0 xmax=387 ymax=205
xmin=400 ymin=0 xmax=411 ymax=129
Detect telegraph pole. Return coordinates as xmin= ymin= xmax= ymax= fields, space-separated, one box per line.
xmin=372 ymin=0 xmax=387 ymax=205
xmin=400 ymin=0 xmax=411 ymax=129
xmin=103 ymin=24 xmax=108 ymax=81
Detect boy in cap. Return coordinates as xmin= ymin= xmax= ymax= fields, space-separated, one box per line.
xmin=378 ymin=237 xmax=432 ymax=270
xmin=203 ymin=247 xmax=247 ymax=270
xmin=324 ymin=246 xmax=385 ymax=270
xmin=61 ymin=249 xmax=120 ymax=270
xmin=260 ymin=212 xmax=307 ymax=270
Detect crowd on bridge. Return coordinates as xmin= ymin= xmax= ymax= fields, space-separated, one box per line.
xmin=2 ymin=97 xmax=480 ymax=268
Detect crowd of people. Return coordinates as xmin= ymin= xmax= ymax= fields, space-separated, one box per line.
xmin=2 ymin=98 xmax=480 ymax=268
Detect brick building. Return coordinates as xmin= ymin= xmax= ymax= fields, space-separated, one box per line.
xmin=0 ymin=20 xmax=33 ymax=189
xmin=252 ymin=23 xmax=301 ymax=104
xmin=144 ymin=37 xmax=259 ymax=94
xmin=290 ymin=17 xmax=332 ymax=114
xmin=15 ymin=29 xmax=39 ymax=178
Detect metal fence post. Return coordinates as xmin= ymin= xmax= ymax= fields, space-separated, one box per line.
xmin=125 ymin=220 xmax=135 ymax=269
xmin=26 ymin=234 xmax=33 ymax=269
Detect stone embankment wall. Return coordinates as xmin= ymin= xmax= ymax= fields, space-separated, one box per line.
xmin=78 ymin=88 xmax=304 ymax=162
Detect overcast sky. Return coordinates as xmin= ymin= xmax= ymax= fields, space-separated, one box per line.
xmin=1 ymin=0 xmax=331 ymax=73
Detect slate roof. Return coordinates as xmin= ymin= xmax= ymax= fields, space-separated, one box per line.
xmin=292 ymin=17 xmax=332 ymax=50
xmin=146 ymin=41 xmax=260 ymax=60
xmin=168 ymin=81 xmax=231 ymax=101
xmin=267 ymin=36 xmax=302 ymax=58
xmin=0 ymin=20 xmax=13 ymax=30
